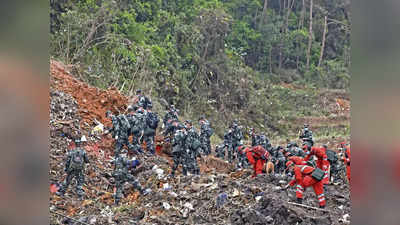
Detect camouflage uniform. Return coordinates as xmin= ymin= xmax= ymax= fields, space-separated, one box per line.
xmin=163 ymin=107 xmax=179 ymax=138
xmin=107 ymin=111 xmax=135 ymax=157
xmin=128 ymin=109 xmax=146 ymax=153
xmin=224 ymin=129 xmax=233 ymax=162
xmin=57 ymin=141 xmax=89 ymax=199
xmin=185 ymin=125 xmax=201 ymax=174
xmin=171 ymin=127 xmax=188 ymax=176
xmin=199 ymin=118 xmax=213 ymax=155
xmin=133 ymin=89 xmax=152 ymax=110
xmin=113 ymin=154 xmax=145 ymax=204
xmin=275 ymin=148 xmax=287 ymax=174
xmin=143 ymin=109 xmax=159 ymax=154
xmin=231 ymin=124 xmax=243 ymax=163
xmin=215 ymin=144 xmax=225 ymax=159
xmin=299 ymin=126 xmax=314 ymax=148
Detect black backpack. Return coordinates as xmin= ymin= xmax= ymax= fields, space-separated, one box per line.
xmin=326 ymin=149 xmax=338 ymax=163
xmin=146 ymin=112 xmax=159 ymax=129
xmin=69 ymin=150 xmax=84 ymax=171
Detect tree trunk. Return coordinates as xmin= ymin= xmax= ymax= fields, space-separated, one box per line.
xmin=299 ymin=0 xmax=306 ymax=28
xmin=269 ymin=47 xmax=272 ymax=74
xmin=297 ymin=0 xmax=305 ymax=70
xmin=318 ymin=15 xmax=328 ymax=67
xmin=306 ymin=0 xmax=313 ymax=71
xmin=260 ymin=0 xmax=268 ymax=28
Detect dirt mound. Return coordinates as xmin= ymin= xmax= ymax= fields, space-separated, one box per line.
xmin=50 ymin=60 xmax=128 ymax=130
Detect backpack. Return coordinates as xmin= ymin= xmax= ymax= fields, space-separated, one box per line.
xmin=146 ymin=112 xmax=159 ymax=129
xmin=326 ymin=149 xmax=338 ymax=163
xmin=69 ymin=150 xmax=84 ymax=170
xmin=311 ymin=168 xmax=325 ymax=181
xmin=118 ymin=114 xmax=131 ymax=130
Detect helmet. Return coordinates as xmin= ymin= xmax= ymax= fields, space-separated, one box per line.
xmin=199 ymin=115 xmax=205 ymax=120
xmin=81 ymin=135 xmax=87 ymax=142
xmin=106 ymin=110 xmax=112 ymax=117
xmin=177 ymin=123 xmax=185 ymax=130
xmin=304 ymin=124 xmax=309 ymax=128
xmin=185 ymin=120 xmax=192 ymax=125
xmin=136 ymin=89 xmax=142 ymax=94
xmin=322 ymin=144 xmax=328 ymax=149
xmin=127 ymin=105 xmax=134 ymax=112
xmin=287 ymin=143 xmax=292 ymax=148
xmin=136 ymin=108 xmax=144 ymax=114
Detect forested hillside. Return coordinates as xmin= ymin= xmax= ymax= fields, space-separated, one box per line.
xmin=50 ymin=0 xmax=350 ymax=139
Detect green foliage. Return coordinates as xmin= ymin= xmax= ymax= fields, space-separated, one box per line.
xmin=50 ymin=0 xmax=350 ymax=137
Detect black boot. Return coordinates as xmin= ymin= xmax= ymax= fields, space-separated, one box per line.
xmin=296 ymin=198 xmax=302 ymax=204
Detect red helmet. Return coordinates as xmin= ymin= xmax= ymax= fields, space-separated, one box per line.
xmin=286 ymin=161 xmax=294 ymax=168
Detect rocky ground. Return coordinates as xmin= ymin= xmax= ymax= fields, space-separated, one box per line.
xmin=49 ymin=61 xmax=350 ymax=225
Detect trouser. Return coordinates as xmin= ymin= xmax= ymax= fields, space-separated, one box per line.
xmin=187 ymin=153 xmax=200 ymax=175
xmin=329 ymin=162 xmax=339 ymax=182
xmin=200 ymin=135 xmax=211 ymax=155
xmin=252 ymin=159 xmax=266 ymax=177
xmin=276 ymin=158 xmax=286 ymax=174
xmin=60 ymin=169 xmax=85 ymax=197
xmin=171 ymin=152 xmax=188 ymax=176
xmin=346 ymin=164 xmax=351 ymax=182
xmin=317 ymin=159 xmax=330 ymax=184
xmin=230 ymin=143 xmax=240 ymax=163
xmin=143 ymin=135 xmax=155 ymax=154
xmin=215 ymin=145 xmax=225 ymax=159
xmin=237 ymin=152 xmax=247 ymax=168
xmin=296 ymin=176 xmax=326 ymax=207
xmin=114 ymin=174 xmax=143 ymax=204
xmin=227 ymin=143 xmax=234 ymax=163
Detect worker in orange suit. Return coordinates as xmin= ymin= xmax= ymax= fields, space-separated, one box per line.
xmin=242 ymin=145 xmax=269 ymax=177
xmin=288 ymin=156 xmax=307 ymax=166
xmin=304 ymin=145 xmax=330 ymax=184
xmin=284 ymin=161 xmax=326 ymax=208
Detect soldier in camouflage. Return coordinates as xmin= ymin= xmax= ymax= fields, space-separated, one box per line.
xmin=162 ymin=105 xmax=179 ymax=138
xmin=299 ymin=124 xmax=314 ymax=149
xmin=56 ymin=137 xmax=89 ymax=199
xmin=199 ymin=115 xmax=213 ymax=155
xmin=127 ymin=108 xmax=146 ymax=154
xmin=170 ymin=123 xmax=188 ymax=177
xmin=143 ymin=105 xmax=159 ymax=154
xmin=112 ymin=150 xmax=150 ymax=204
xmin=133 ymin=89 xmax=152 ymax=110
xmin=184 ymin=120 xmax=202 ymax=175
xmin=224 ymin=128 xmax=234 ymax=162
xmin=231 ymin=121 xmax=243 ymax=163
xmin=106 ymin=110 xmax=137 ymax=157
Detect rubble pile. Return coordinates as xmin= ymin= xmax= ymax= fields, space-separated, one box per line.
xmin=49 ymin=61 xmax=351 ymax=225
xmin=50 ymin=60 xmax=128 ymax=130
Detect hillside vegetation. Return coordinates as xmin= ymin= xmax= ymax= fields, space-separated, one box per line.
xmin=50 ymin=0 xmax=350 ymax=140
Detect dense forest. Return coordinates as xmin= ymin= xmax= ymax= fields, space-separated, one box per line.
xmin=50 ymin=0 xmax=350 ymax=139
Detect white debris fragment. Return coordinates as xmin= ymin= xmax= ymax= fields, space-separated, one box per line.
xmin=163 ymin=202 xmax=171 ymax=210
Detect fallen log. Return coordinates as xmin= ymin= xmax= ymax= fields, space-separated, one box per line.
xmin=287 ymin=201 xmax=330 ymax=213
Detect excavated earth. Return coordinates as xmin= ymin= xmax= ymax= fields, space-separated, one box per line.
xmin=49 ymin=61 xmax=351 ymax=225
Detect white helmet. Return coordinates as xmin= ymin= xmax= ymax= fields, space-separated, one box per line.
xmin=81 ymin=135 xmax=87 ymax=142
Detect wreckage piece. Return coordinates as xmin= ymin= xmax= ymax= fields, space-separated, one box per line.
xmin=288 ymin=201 xmax=330 ymax=213
xmin=50 ymin=209 xmax=91 ymax=225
